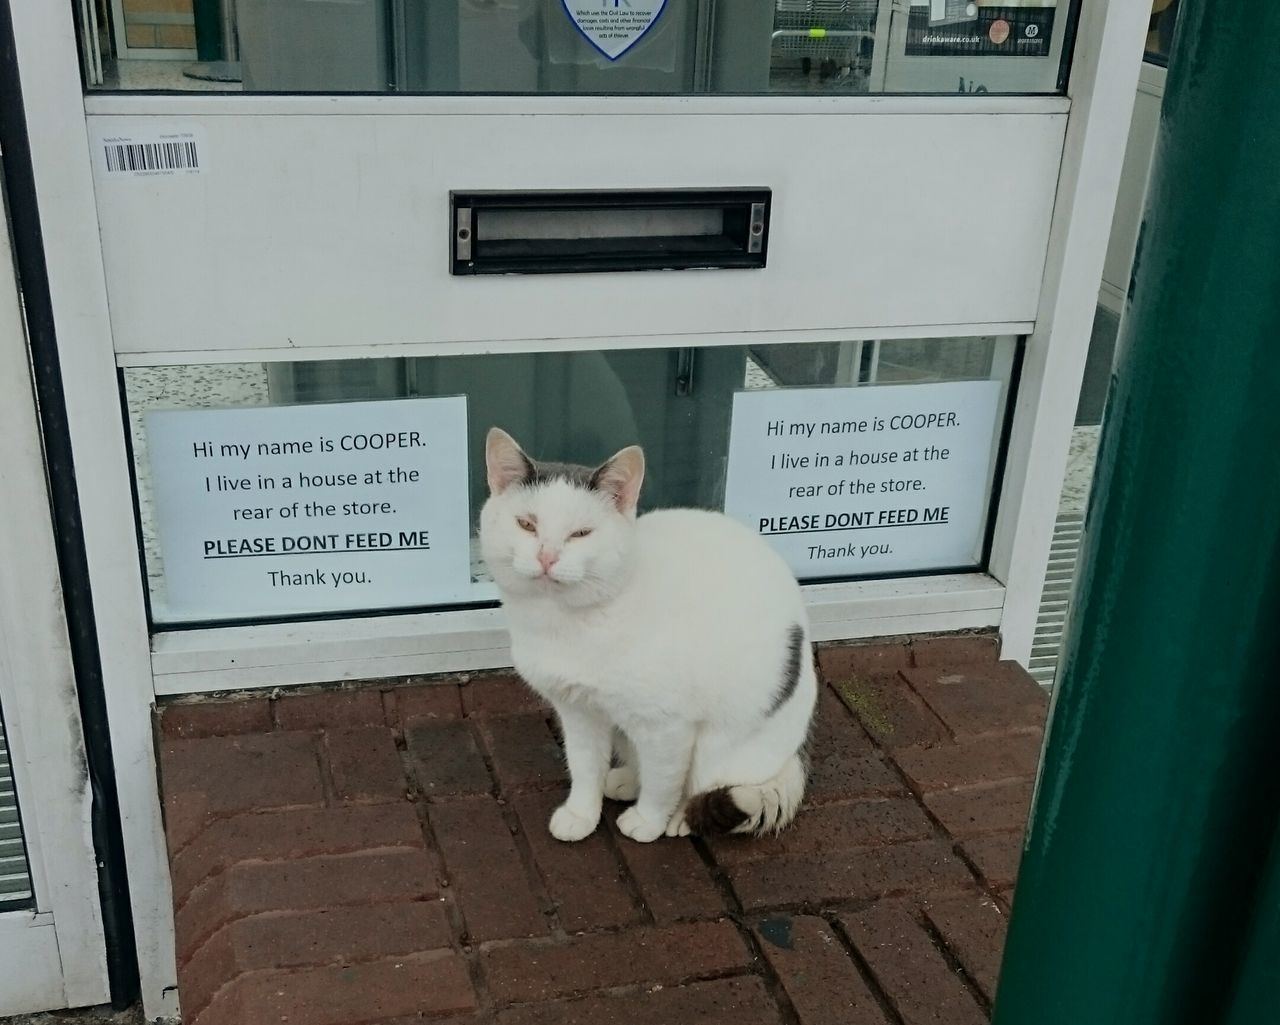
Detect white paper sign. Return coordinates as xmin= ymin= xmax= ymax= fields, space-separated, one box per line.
xmin=724 ymin=381 xmax=1004 ymax=579
xmin=145 ymin=397 xmax=472 ymax=622
xmin=562 ymin=0 xmax=669 ymax=60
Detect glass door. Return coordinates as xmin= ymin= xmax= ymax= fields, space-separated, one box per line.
xmin=71 ymin=0 xmax=1083 ymax=637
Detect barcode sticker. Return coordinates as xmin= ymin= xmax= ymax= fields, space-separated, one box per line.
xmin=93 ymin=124 xmax=206 ymax=180
xmin=104 ymin=139 xmax=199 ymax=174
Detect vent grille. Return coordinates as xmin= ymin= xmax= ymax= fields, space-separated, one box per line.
xmin=0 ymin=706 xmax=35 ymax=911
xmin=1029 ymin=512 xmax=1083 ymax=687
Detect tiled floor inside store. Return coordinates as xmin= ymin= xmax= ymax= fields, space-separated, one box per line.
xmin=156 ymin=635 xmax=1047 ymax=1025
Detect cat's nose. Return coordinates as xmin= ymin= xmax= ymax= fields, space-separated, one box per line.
xmin=537 ymin=548 xmax=560 ymax=574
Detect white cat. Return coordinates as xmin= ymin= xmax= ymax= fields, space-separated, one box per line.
xmin=479 ymin=427 xmax=816 ymax=844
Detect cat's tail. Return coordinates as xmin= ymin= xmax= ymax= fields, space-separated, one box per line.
xmin=685 ymin=753 xmax=806 ymax=837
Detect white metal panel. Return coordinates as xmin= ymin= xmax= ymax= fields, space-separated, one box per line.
xmin=0 ymin=913 xmax=67 ymax=1016
xmin=89 ymin=108 xmax=1066 ymax=356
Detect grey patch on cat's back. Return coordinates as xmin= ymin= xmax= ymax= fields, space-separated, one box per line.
xmin=687 ymin=786 xmax=750 ymax=835
xmin=526 ymin=459 xmax=600 ymax=490
xmin=766 ymin=624 xmax=806 ymax=717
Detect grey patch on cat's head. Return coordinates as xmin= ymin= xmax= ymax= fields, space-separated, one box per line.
xmin=524 ymin=458 xmax=604 ymax=491
xmin=490 ymin=432 xmax=644 ymax=515
xmin=766 ymin=624 xmax=806 ymax=717
xmin=686 ymin=786 xmax=750 ymax=836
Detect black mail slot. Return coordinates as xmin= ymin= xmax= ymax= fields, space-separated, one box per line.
xmin=450 ymin=189 xmax=771 ymax=276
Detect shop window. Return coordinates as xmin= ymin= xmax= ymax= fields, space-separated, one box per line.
xmin=81 ymin=1 xmax=1079 ymax=96
xmin=124 ymin=337 xmax=1017 ymax=625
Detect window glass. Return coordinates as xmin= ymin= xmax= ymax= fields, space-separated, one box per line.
xmin=1144 ymin=0 xmax=1179 ymax=66
xmin=124 ymin=337 xmax=1016 ymax=626
xmin=83 ymin=1 xmax=1076 ymax=95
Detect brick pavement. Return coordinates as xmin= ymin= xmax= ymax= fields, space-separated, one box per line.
xmin=157 ymin=634 xmax=1047 ymax=1025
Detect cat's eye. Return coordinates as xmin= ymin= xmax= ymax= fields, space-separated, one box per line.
xmin=569 ymin=528 xmax=593 ymax=539
xmin=516 ymin=516 xmax=536 ymax=533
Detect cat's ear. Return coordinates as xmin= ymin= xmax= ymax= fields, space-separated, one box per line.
xmin=592 ymin=446 xmax=645 ymax=516
xmin=486 ymin=427 xmax=533 ymax=495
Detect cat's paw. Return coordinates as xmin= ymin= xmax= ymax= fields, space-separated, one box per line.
xmin=604 ymin=766 xmax=639 ymax=802
xmin=616 ymin=806 xmax=666 ymax=843
xmin=548 ymin=804 xmax=599 ymax=843
xmin=664 ymin=807 xmax=691 ymax=838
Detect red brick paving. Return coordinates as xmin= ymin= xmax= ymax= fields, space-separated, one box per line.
xmin=909 ymin=634 xmax=1002 ymax=667
xmin=513 ymin=789 xmax=645 ymax=932
xmin=169 ymin=803 xmax=425 ymax=906
xmin=477 ymin=716 xmax=568 ymax=793
xmin=724 ymin=839 xmax=976 ymax=911
xmin=840 ymin=901 xmax=989 ymax=1025
xmin=924 ymin=780 xmax=1039 ymax=838
xmin=492 ymin=975 xmax=781 ymax=1025
xmin=828 ymin=670 xmax=951 ymax=749
xmin=393 ymin=680 xmax=464 ymax=725
xmin=324 ymin=726 xmax=408 ymax=803
xmin=274 ymin=687 xmax=388 ymax=730
xmin=958 ymin=831 xmax=1026 ymax=891
xmin=160 ymin=697 xmax=273 ymax=739
xmin=405 ymin=720 xmax=493 ymax=798
xmin=817 ymin=640 xmax=912 ymax=679
xmin=904 ymin=663 xmax=1048 ymax=738
xmin=611 ymin=823 xmax=724 ymax=924
xmin=922 ymin=894 xmax=1008 ymax=1002
xmin=427 ymin=796 xmax=549 ymax=942
xmin=754 ymin=914 xmax=891 ymax=1025
xmin=460 ymin=674 xmax=550 ymax=718
xmin=805 ymin=687 xmax=905 ymax=802
xmin=893 ymin=733 xmax=1042 ymax=792
xmin=480 ymin=921 xmax=751 ymax=1005
xmin=156 ymin=634 xmax=1045 ymax=1025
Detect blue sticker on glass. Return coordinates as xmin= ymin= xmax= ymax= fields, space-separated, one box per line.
xmin=561 ymin=0 xmax=670 ymax=62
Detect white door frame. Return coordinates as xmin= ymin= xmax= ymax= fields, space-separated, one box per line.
xmin=10 ymin=1 xmax=1149 ymax=1017
xmin=1100 ymin=58 xmax=1169 ymax=316
xmin=0 ymin=137 xmax=110 ymax=1014
xmin=987 ymin=0 xmax=1149 ymax=663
